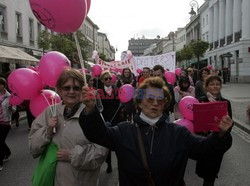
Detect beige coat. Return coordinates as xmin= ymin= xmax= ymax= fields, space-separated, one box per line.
xmin=28 ymin=103 xmax=108 ymax=186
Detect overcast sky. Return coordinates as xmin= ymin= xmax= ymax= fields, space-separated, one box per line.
xmin=87 ymin=0 xmax=205 ymax=60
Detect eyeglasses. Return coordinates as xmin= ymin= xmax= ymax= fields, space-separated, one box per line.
xmin=61 ymin=86 xmax=81 ymax=91
xmin=104 ymin=77 xmax=112 ymax=81
xmin=145 ymin=97 xmax=166 ymax=105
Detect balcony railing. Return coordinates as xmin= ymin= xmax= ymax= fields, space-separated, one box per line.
xmin=16 ymin=35 xmax=23 ymax=43
xmin=227 ymin=34 xmax=233 ymax=44
xmin=0 ymin=31 xmax=8 ymax=40
xmin=214 ymin=40 xmax=218 ymax=48
xmin=220 ymin=38 xmax=225 ymax=47
xmin=234 ymin=30 xmax=242 ymax=42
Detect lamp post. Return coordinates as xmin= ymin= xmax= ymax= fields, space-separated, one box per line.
xmin=189 ymin=0 xmax=199 ymax=15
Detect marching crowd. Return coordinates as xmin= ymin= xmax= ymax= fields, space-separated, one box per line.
xmin=0 ymin=64 xmax=233 ymax=186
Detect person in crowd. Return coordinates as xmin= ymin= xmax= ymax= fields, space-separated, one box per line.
xmin=80 ymin=76 xmax=233 ymax=186
xmin=152 ymin=65 xmax=175 ymax=115
xmin=21 ymin=100 xmax=35 ymax=129
xmin=0 ymin=77 xmax=16 ymax=171
xmin=28 ymin=68 xmax=108 ymax=185
xmin=187 ymin=67 xmax=194 ymax=86
xmin=174 ymin=75 xmax=195 ymax=119
xmin=195 ymin=67 xmax=211 ymax=100
xmin=137 ymin=67 xmax=150 ymax=87
xmin=116 ymin=68 xmax=136 ymax=88
xmin=116 ymin=68 xmax=136 ymax=122
xmin=86 ymin=74 xmax=95 ymax=88
xmin=98 ymin=70 xmax=121 ymax=173
xmin=195 ymin=74 xmax=233 ymax=186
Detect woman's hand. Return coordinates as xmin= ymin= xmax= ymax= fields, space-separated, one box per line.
xmin=81 ymin=86 xmax=96 ymax=114
xmin=57 ymin=149 xmax=71 ymax=162
xmin=218 ymin=115 xmax=233 ymax=137
xmin=47 ymin=116 xmax=58 ymax=136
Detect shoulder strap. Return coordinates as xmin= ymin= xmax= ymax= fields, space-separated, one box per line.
xmin=135 ymin=123 xmax=155 ymax=186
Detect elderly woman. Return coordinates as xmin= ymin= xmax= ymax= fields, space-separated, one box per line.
xmin=195 ymin=74 xmax=232 ymax=186
xmin=80 ymin=76 xmax=233 ymax=186
xmin=28 ymin=68 xmax=108 ymax=186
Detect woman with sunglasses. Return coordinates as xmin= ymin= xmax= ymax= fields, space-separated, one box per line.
xmin=80 ymin=76 xmax=233 ymax=186
xmin=29 ymin=68 xmax=108 ymax=186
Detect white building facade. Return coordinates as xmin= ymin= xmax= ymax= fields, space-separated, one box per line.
xmin=97 ymin=32 xmax=115 ymax=61
xmin=206 ymin=0 xmax=250 ymax=83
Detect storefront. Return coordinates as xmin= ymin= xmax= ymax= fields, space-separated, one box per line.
xmin=0 ymin=45 xmax=39 ymax=77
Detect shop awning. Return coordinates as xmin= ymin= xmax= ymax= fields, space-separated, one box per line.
xmin=0 ymin=45 xmax=39 ymax=66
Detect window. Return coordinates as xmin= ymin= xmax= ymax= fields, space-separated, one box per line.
xmin=29 ymin=18 xmax=34 ymax=41
xmin=37 ymin=23 xmax=41 ymax=34
xmin=203 ymin=18 xmax=205 ymax=27
xmin=16 ymin=12 xmax=22 ymax=36
xmin=206 ymin=15 xmax=208 ymax=25
xmin=0 ymin=5 xmax=6 ymax=32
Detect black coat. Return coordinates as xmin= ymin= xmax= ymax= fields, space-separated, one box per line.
xmin=79 ymin=110 xmax=232 ymax=186
xmin=97 ymin=85 xmax=121 ymax=125
xmin=195 ymin=95 xmax=233 ymax=179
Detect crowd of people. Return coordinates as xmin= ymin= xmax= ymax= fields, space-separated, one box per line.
xmin=0 ymin=65 xmax=234 ymax=186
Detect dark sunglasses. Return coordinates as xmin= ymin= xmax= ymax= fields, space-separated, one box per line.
xmin=146 ymin=97 xmax=166 ymax=105
xmin=61 ymin=86 xmax=81 ymax=91
xmin=104 ymin=77 xmax=112 ymax=81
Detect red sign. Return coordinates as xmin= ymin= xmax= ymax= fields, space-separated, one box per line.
xmin=193 ymin=101 xmax=228 ymax=132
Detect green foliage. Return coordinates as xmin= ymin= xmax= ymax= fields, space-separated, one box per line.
xmin=37 ymin=30 xmax=51 ymax=53
xmin=189 ymin=40 xmax=209 ymax=58
xmin=180 ymin=46 xmax=193 ymax=61
xmin=99 ymin=53 xmax=107 ymax=61
xmin=37 ymin=30 xmax=90 ymax=62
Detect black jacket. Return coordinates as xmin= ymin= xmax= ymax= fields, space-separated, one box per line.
xmin=79 ymin=110 xmax=232 ymax=186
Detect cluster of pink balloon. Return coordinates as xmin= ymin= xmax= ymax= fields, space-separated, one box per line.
xmin=29 ymin=0 xmax=91 ymax=33
xmin=8 ymin=51 xmax=71 ymax=117
xmin=174 ymin=96 xmax=199 ymax=133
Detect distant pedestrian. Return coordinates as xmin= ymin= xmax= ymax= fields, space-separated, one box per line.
xmin=0 ymin=77 xmax=16 ymax=171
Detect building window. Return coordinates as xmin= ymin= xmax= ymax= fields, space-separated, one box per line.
xmin=16 ymin=12 xmax=22 ymax=36
xmin=37 ymin=23 xmax=41 ymax=34
xmin=29 ymin=18 xmax=34 ymax=41
xmin=206 ymin=15 xmax=208 ymax=25
xmin=203 ymin=18 xmax=205 ymax=27
xmin=0 ymin=5 xmax=6 ymax=32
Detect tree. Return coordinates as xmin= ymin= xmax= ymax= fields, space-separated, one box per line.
xmin=37 ymin=30 xmax=51 ymax=54
xmin=180 ymin=46 xmax=193 ymax=68
xmin=99 ymin=53 xmax=107 ymax=61
xmin=37 ymin=30 xmax=90 ymax=67
xmin=189 ymin=40 xmax=209 ymax=69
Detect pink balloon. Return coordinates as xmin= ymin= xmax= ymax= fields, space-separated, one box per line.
xmin=137 ymin=69 xmax=142 ymax=74
xmin=111 ymin=74 xmax=117 ymax=84
xmin=174 ymin=119 xmax=194 ymax=133
xmin=110 ymin=67 xmax=118 ymax=73
xmin=164 ymin=71 xmax=176 ymax=85
xmin=29 ymin=0 xmax=87 ymax=33
xmin=119 ymin=84 xmax=135 ymax=103
xmin=175 ymin=68 xmax=182 ymax=76
xmin=207 ymin=65 xmax=213 ymax=70
xmin=8 ymin=68 xmax=43 ymax=100
xmin=30 ymin=89 xmax=61 ymax=117
xmin=9 ymin=93 xmax=24 ymax=106
xmin=38 ymin=51 xmax=71 ymax=87
xmin=178 ymin=96 xmax=199 ymax=121
xmin=86 ymin=0 xmax=91 ymax=13
xmin=92 ymin=64 xmax=102 ymax=76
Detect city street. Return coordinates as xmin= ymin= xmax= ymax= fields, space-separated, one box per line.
xmin=0 ymin=117 xmax=250 ymax=185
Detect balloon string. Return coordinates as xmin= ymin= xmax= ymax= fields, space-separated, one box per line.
xmin=110 ymin=103 xmax=122 ymax=124
xmin=41 ymin=92 xmax=54 ymax=117
xmin=73 ymin=32 xmax=87 ymax=86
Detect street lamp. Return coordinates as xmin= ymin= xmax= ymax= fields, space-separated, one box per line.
xmin=189 ymin=0 xmax=199 ymax=15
